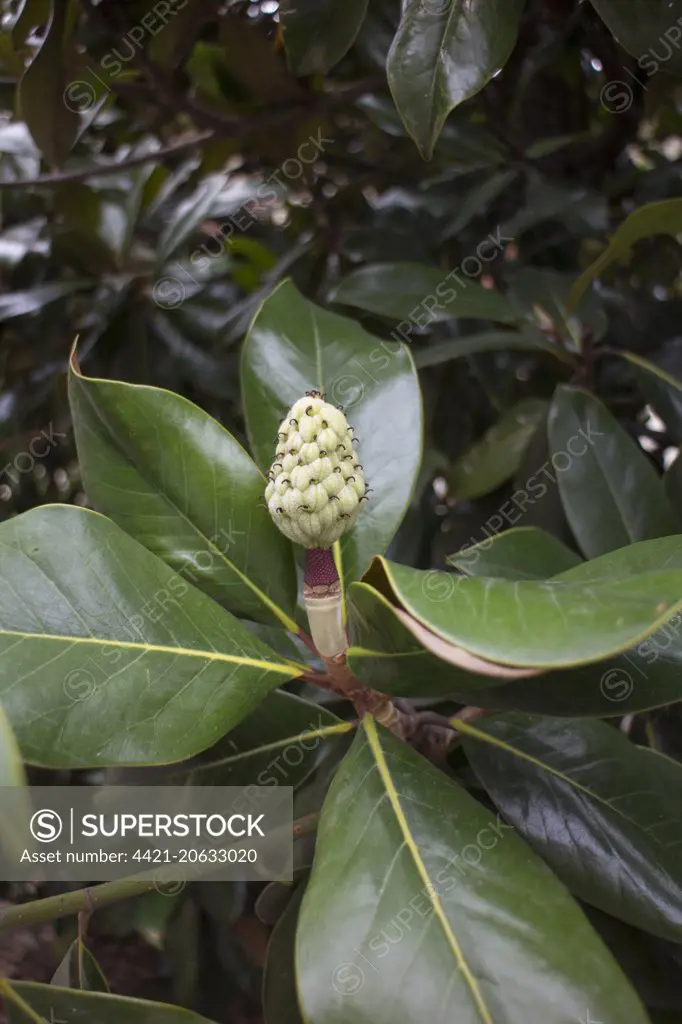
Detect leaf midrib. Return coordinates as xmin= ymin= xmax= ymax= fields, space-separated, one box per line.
xmin=184 ymin=721 xmax=353 ymax=776
xmin=364 ymin=716 xmax=493 ymax=1024
xmin=0 ymin=627 xmax=306 ymax=677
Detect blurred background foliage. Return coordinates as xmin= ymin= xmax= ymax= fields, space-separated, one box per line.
xmin=2 ymin=0 xmax=682 ymax=1017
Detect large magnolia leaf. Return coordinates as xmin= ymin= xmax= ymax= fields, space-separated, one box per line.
xmin=280 ymin=0 xmax=368 ymax=74
xmin=241 ymin=279 xmax=422 ymax=584
xmin=347 ymin=582 xmax=528 ymax=695
xmin=364 ymin=553 xmax=682 ymax=668
xmin=332 ymin=262 xmax=518 ymax=325
xmin=387 ymin=0 xmax=526 ymax=158
xmin=590 ymin=1 xmax=682 ymax=75
xmin=448 ymin=537 xmax=682 ymax=716
xmin=69 ymin=347 xmax=298 ymax=630
xmin=455 ymin=653 xmax=682 ymax=718
xmin=185 ymin=690 xmax=352 ymax=789
xmin=570 ymin=198 xmax=682 ymax=307
xmin=296 ymin=717 xmax=648 ymax=1023
xmin=2 ymin=981 xmax=217 ymax=1024
xmin=460 ymin=713 xmax=682 ymax=942
xmin=555 ymin=535 xmax=682 ymax=583
xmin=548 ymin=386 xmax=676 ymax=558
xmin=0 ymin=506 xmax=305 ymax=767
xmin=448 ymin=526 xmax=582 ymax=579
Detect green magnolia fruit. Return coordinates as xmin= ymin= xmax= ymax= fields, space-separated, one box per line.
xmin=265 ymin=391 xmax=367 ymax=549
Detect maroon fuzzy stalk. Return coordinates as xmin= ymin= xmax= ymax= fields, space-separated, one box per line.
xmin=305 ymin=547 xmax=340 ymax=589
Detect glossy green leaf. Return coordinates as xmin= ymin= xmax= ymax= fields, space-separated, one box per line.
xmin=455 ymin=651 xmax=682 ymax=718
xmin=52 ymin=940 xmax=109 ymax=993
xmin=509 ymin=267 xmax=608 ymax=349
xmin=590 ymin=1 xmax=682 ymax=74
xmin=449 ymin=399 xmax=548 ymax=500
xmin=332 ymin=262 xmax=518 ymax=325
xmin=185 ymin=690 xmax=352 ymax=789
xmin=415 ymin=329 xmax=560 ymax=369
xmin=3 ymin=981 xmax=217 ymax=1024
xmin=364 ymin=553 xmax=682 ymax=668
xmin=0 ymin=280 xmax=92 ymax=322
xmin=68 ymin=347 xmax=298 ymax=630
xmin=449 ymin=537 xmax=682 ymax=716
xmin=263 ymin=883 xmax=305 ymax=1024
xmin=460 ymin=712 xmax=682 ymax=942
xmin=387 ymin=0 xmax=526 ymax=158
xmin=241 ymin=279 xmax=422 ymax=583
xmin=280 ymin=0 xmax=368 ymax=74
xmin=548 ymin=386 xmax=676 ymax=558
xmin=296 ymin=717 xmax=648 ymax=1024
xmin=612 ymin=349 xmax=682 ymax=444
xmin=555 ymin=535 xmax=682 ymax=582
xmin=0 ymin=505 xmax=305 ymax=768
xmin=347 ymin=581 xmax=518 ymax=695
xmin=448 ymin=526 xmax=582 ymax=579
xmin=17 ymin=0 xmax=79 ymax=166
xmin=570 ymin=198 xmax=682 ymax=308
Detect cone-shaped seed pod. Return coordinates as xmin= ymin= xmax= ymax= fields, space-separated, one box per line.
xmin=265 ymin=391 xmax=367 ymax=657
xmin=265 ymin=393 xmax=366 ymax=549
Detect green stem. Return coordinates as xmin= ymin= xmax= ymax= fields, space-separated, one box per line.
xmin=0 ymin=814 xmax=319 ymax=931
